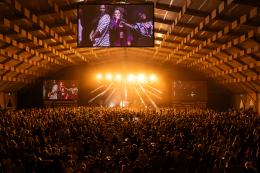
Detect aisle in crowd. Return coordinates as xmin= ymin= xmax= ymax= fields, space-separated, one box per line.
xmin=0 ymin=107 xmax=260 ymax=173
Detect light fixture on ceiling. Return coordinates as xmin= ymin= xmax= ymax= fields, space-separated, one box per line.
xmin=157 ymin=33 xmax=163 ymax=38
xmin=156 ymin=40 xmax=162 ymax=45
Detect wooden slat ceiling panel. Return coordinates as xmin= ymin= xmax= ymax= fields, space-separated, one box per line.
xmin=180 ymin=15 xmax=204 ymax=26
xmin=240 ymin=56 xmax=257 ymax=64
xmin=225 ymin=4 xmax=254 ymax=17
xmin=4 ymin=59 xmax=20 ymax=66
xmin=0 ymin=0 xmax=259 ymax=92
xmin=0 ymin=55 xmax=7 ymax=63
xmin=228 ymin=59 xmax=243 ymax=67
xmin=243 ymin=69 xmax=257 ymax=77
xmin=17 ymin=63 xmax=32 ymax=70
xmin=5 ymin=71 xmax=19 ymax=78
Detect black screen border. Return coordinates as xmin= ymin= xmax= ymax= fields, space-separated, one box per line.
xmin=77 ymin=2 xmax=155 ymax=48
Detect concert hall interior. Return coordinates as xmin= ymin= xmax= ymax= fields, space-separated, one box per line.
xmin=0 ymin=0 xmax=260 ymax=172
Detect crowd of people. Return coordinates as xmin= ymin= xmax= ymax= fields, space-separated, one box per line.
xmin=0 ymin=107 xmax=260 ymax=173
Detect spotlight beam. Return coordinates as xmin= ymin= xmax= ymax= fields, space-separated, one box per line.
xmin=105 ymin=87 xmax=117 ymax=104
xmin=146 ymin=84 xmax=162 ymax=94
xmin=147 ymin=90 xmax=162 ymax=100
xmin=91 ymin=84 xmax=105 ymax=94
xmin=138 ymin=84 xmax=159 ymax=111
xmin=89 ymin=83 xmax=113 ymax=103
xmin=124 ymin=83 xmax=127 ymax=100
xmin=134 ymin=86 xmax=146 ymax=107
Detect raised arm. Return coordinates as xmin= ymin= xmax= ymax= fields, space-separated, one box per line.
xmin=120 ymin=20 xmax=134 ymax=29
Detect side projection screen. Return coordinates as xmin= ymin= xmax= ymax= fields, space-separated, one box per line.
xmin=78 ymin=3 xmax=154 ymax=47
xmin=43 ymin=80 xmax=78 ymax=101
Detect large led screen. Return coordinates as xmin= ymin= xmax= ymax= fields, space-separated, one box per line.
xmin=43 ymin=80 xmax=78 ymax=101
xmin=78 ymin=3 xmax=154 ymax=47
xmin=172 ymin=81 xmax=207 ymax=102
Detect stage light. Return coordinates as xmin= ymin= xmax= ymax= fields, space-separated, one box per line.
xmin=115 ymin=74 xmax=122 ymax=81
xmin=96 ymin=74 xmax=102 ymax=80
xmin=137 ymin=74 xmax=146 ymax=83
xmin=149 ymin=74 xmax=157 ymax=82
xmin=127 ymin=74 xmax=136 ymax=83
xmin=109 ymin=102 xmax=115 ymax=107
xmin=105 ymin=73 xmax=112 ymax=81
xmin=156 ymin=40 xmax=162 ymax=45
xmin=157 ymin=33 xmax=163 ymax=38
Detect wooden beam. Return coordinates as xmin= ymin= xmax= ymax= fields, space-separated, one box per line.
xmin=3 ymin=0 xmax=88 ymax=63
xmin=0 ymin=33 xmax=61 ymax=70
xmin=0 ymin=40 xmax=52 ymax=70
xmin=47 ymin=0 xmax=98 ymax=62
xmin=154 ymin=0 xmax=192 ymax=59
xmin=0 ymin=62 xmax=41 ymax=77
xmin=200 ymin=43 xmax=260 ymax=71
xmin=181 ymin=7 xmax=258 ymax=65
xmin=167 ymin=0 xmax=235 ymax=64
xmin=155 ymin=17 xmax=173 ymax=25
xmin=0 ymin=75 xmax=35 ymax=84
xmin=241 ymin=81 xmax=258 ymax=93
xmin=220 ymin=73 xmax=260 ymax=84
xmin=0 ymin=49 xmax=51 ymax=76
xmin=3 ymin=18 xmax=71 ymax=65
xmin=209 ymin=61 xmax=260 ymax=79
xmin=189 ymin=28 xmax=258 ymax=67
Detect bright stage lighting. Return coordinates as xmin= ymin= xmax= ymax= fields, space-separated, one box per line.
xmin=96 ymin=74 xmax=102 ymax=80
xmin=109 ymin=102 xmax=115 ymax=107
xmin=149 ymin=74 xmax=157 ymax=82
xmin=105 ymin=73 xmax=113 ymax=81
xmin=127 ymin=74 xmax=136 ymax=83
xmin=115 ymin=74 xmax=122 ymax=81
xmin=137 ymin=74 xmax=146 ymax=83
xmin=96 ymin=73 xmax=157 ymax=83
xmin=157 ymin=33 xmax=163 ymax=38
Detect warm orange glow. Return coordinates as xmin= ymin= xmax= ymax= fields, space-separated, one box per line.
xmin=115 ymin=74 xmax=122 ymax=81
xmin=137 ymin=74 xmax=146 ymax=83
xmin=127 ymin=74 xmax=136 ymax=82
xmin=92 ymin=72 xmax=162 ymax=108
xmin=96 ymin=73 xmax=102 ymax=80
xmin=156 ymin=40 xmax=162 ymax=44
xmin=157 ymin=33 xmax=163 ymax=38
xmin=96 ymin=73 xmax=158 ymax=83
xmin=149 ymin=74 xmax=157 ymax=82
xmin=105 ymin=73 xmax=113 ymax=81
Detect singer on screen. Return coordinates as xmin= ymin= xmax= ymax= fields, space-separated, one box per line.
xmin=109 ymin=7 xmax=133 ymax=46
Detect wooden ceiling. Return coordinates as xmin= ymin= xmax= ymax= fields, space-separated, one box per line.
xmin=0 ymin=0 xmax=260 ymax=93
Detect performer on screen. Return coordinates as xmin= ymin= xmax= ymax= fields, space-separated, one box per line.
xmin=120 ymin=10 xmax=153 ymax=46
xmin=58 ymin=81 xmax=69 ymax=100
xmin=48 ymin=80 xmax=58 ymax=100
xmin=109 ymin=7 xmax=133 ymax=46
xmin=89 ymin=5 xmax=111 ymax=47
xmin=67 ymin=83 xmax=78 ymax=100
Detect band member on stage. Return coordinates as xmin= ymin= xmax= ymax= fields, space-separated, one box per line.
xmin=110 ymin=7 xmax=132 ymax=46
xmin=48 ymin=80 xmax=58 ymax=100
xmin=89 ymin=5 xmax=111 ymax=47
xmin=120 ymin=10 xmax=153 ymax=46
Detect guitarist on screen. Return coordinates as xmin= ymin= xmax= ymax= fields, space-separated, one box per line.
xmin=89 ymin=5 xmax=111 ymax=47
